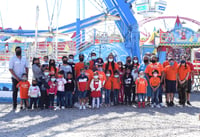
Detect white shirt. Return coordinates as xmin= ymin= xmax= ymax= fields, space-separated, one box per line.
xmin=9 ymin=55 xmax=29 ymax=79
xmin=57 ymin=78 xmax=67 ymax=92
xmin=28 ymin=86 xmax=41 ymax=98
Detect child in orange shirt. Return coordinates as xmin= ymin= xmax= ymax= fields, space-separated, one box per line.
xmin=112 ymin=70 xmax=121 ymax=105
xmin=90 ymin=72 xmax=102 ymax=109
xmin=104 ymin=70 xmax=112 ymax=106
xmin=16 ymin=73 xmax=30 ymax=110
xmin=149 ymin=70 xmax=161 ymax=108
xmin=135 ymin=71 xmax=148 ymax=108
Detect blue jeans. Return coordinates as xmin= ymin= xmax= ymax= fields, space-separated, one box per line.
xmin=158 ymin=85 xmax=163 ymax=103
xmin=105 ymin=89 xmax=111 ymax=104
xmin=49 ymin=94 xmax=55 ymax=107
xmin=57 ymin=91 xmax=65 ymax=107
xmin=137 ymin=94 xmax=145 ymax=102
xmin=100 ymin=88 xmax=103 ymax=104
xmin=113 ymin=89 xmax=119 ymax=105
xmin=65 ymin=91 xmax=73 ymax=107
xmin=151 ymin=88 xmax=159 ymax=105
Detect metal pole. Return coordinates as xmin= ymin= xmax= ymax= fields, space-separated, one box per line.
xmin=76 ymin=0 xmax=81 ymax=53
xmin=55 ymin=0 xmax=58 ymax=60
xmin=35 ymin=5 xmax=39 ymax=57
xmin=82 ymin=0 xmax=85 ymax=43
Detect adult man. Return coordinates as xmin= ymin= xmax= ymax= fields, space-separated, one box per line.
xmin=59 ymin=56 xmax=72 ymax=78
xmin=9 ymin=46 xmax=29 ymax=110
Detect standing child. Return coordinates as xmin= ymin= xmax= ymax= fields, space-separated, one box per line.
xmin=16 ymin=73 xmax=30 ymax=109
xmin=135 ymin=71 xmax=148 ymax=108
xmin=65 ymin=72 xmax=75 ymax=108
xmin=150 ymin=70 xmax=161 ymax=108
xmin=112 ymin=70 xmax=121 ymax=105
xmin=123 ymin=68 xmax=133 ymax=105
xmin=131 ymin=65 xmax=138 ymax=104
xmin=90 ymin=72 xmax=102 ymax=109
xmin=28 ymin=80 xmax=41 ymax=109
xmin=47 ymin=75 xmax=57 ymax=109
xmin=77 ymin=68 xmax=89 ymax=110
xmin=117 ymin=61 xmax=124 ymax=104
xmin=104 ymin=70 xmax=112 ymax=107
xmin=56 ymin=71 xmax=67 ymax=110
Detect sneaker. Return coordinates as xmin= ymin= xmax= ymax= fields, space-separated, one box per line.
xmin=79 ymin=105 xmax=82 ymax=110
xmin=20 ymin=106 xmax=23 ymax=110
xmin=151 ymin=104 xmax=155 ymax=108
xmin=159 ymin=103 xmax=165 ymax=107
xmin=156 ymin=104 xmax=161 ymax=108
xmin=187 ymin=101 xmax=192 ymax=106
xmin=61 ymin=106 xmax=65 ymax=110
xmin=170 ymin=101 xmax=174 ymax=107
xmin=83 ymin=105 xmax=86 ymax=110
xmin=166 ymin=102 xmax=170 ymax=107
xmin=54 ymin=106 xmax=60 ymax=110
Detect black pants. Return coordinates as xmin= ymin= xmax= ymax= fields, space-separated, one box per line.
xmin=124 ymin=87 xmax=131 ymax=104
xmin=49 ymin=94 xmax=55 ymax=107
xmin=178 ymin=81 xmax=188 ymax=105
xmin=39 ymin=90 xmax=49 ymax=109
xmin=132 ymin=86 xmax=136 ymax=103
xmin=12 ymin=78 xmax=19 ymax=109
xmin=29 ymin=98 xmax=38 ymax=109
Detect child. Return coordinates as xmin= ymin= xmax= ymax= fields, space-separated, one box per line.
xmin=77 ymin=68 xmax=89 ymax=110
xmin=149 ymin=70 xmax=161 ymax=108
xmin=117 ymin=61 xmax=124 ymax=104
xmin=90 ymin=72 xmax=102 ymax=109
xmin=123 ymin=68 xmax=133 ymax=105
xmin=112 ymin=70 xmax=121 ymax=105
xmin=65 ymin=72 xmax=75 ymax=108
xmin=131 ymin=65 xmax=138 ymax=104
xmin=56 ymin=71 xmax=67 ymax=110
xmin=28 ymin=80 xmax=41 ymax=109
xmin=47 ymin=75 xmax=57 ymax=109
xmin=104 ymin=70 xmax=112 ymax=107
xmin=16 ymin=73 xmax=30 ymax=110
xmin=39 ymin=68 xmax=50 ymax=109
xmin=135 ymin=71 xmax=148 ymax=108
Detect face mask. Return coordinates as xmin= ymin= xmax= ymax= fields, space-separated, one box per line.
xmin=44 ymin=72 xmax=49 ymax=76
xmin=94 ymin=75 xmax=98 ymax=79
xmin=133 ymin=60 xmax=138 ymax=63
xmin=16 ymin=50 xmax=21 ymax=56
xmin=153 ymin=73 xmax=158 ymax=77
xmin=32 ymin=84 xmax=37 ymax=86
xmin=108 ymin=58 xmax=113 ymax=62
xmin=151 ymin=60 xmax=156 ymax=63
xmin=50 ymin=62 xmax=55 ymax=66
xmin=170 ymin=62 xmax=174 ymax=66
xmin=58 ymin=75 xmax=63 ymax=78
xmin=51 ymin=78 xmax=56 ymax=82
xmin=81 ymin=72 xmax=85 ymax=75
xmin=127 ymin=60 xmax=131 ymax=63
xmin=22 ymin=77 xmax=27 ymax=81
xmin=91 ymin=56 xmax=96 ymax=60
xmin=144 ymin=60 xmax=148 ymax=63
xmin=114 ymin=75 xmax=119 ymax=78
xmin=68 ymin=59 xmax=73 ymax=63
xmin=181 ymin=60 xmax=186 ymax=64
xmin=98 ymin=68 xmax=103 ymax=71
xmin=80 ymin=58 xmax=84 ymax=62
xmin=140 ymin=75 xmax=144 ymax=78
xmin=63 ymin=60 xmax=68 ymax=64
xmin=106 ymin=74 xmax=110 ymax=77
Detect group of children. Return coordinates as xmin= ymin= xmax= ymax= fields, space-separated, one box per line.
xmin=16 ymin=52 xmax=193 ymax=110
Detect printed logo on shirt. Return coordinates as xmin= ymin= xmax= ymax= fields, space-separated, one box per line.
xmin=79 ymin=78 xmax=88 ymax=82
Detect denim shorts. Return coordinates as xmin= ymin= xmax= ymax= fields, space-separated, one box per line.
xmin=79 ymin=91 xmax=87 ymax=99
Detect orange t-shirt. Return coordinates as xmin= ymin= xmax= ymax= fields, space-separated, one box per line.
xmin=103 ymin=62 xmax=119 ymax=76
xmin=164 ymin=65 xmax=178 ymax=81
xmin=163 ymin=60 xmax=178 ymax=68
xmin=112 ymin=77 xmax=121 ymax=90
xmin=145 ymin=62 xmax=163 ymax=77
xmin=135 ymin=78 xmax=148 ymax=94
xmin=104 ymin=77 xmax=113 ymax=90
xmin=89 ymin=60 xmax=95 ymax=70
xmin=17 ymin=81 xmax=30 ymax=99
xmin=178 ymin=64 xmax=191 ymax=81
xmin=49 ymin=66 xmax=58 ymax=77
xmin=85 ymin=69 xmax=94 ymax=90
xmin=150 ymin=77 xmax=160 ymax=87
xmin=75 ymin=62 xmax=84 ymax=77
xmin=96 ymin=71 xmax=106 ymax=86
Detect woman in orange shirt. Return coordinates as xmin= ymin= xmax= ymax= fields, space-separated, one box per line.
xmin=149 ymin=70 xmax=161 ymax=108
xmin=177 ymin=59 xmax=190 ymax=106
xmin=49 ymin=59 xmax=58 ymax=77
xmin=104 ymin=70 xmax=112 ymax=106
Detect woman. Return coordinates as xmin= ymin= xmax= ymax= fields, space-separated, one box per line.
xmin=124 ymin=56 xmax=133 ymax=71
xmin=103 ymin=53 xmax=119 ymax=77
xmin=132 ymin=56 xmax=140 ymax=69
xmin=32 ymin=57 xmax=44 ymax=84
xmin=177 ymin=58 xmax=191 ymax=106
xmin=49 ymin=59 xmax=58 ymax=77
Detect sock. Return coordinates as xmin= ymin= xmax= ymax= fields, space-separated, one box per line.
xmin=97 ymin=98 xmax=100 ymax=108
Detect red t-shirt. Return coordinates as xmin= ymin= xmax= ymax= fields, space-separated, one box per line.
xmin=77 ymin=75 xmax=89 ymax=92
xmin=17 ymin=81 xmax=30 ymax=99
xmin=85 ymin=69 xmax=94 ymax=90
xmin=186 ymin=62 xmax=194 ymax=79
xmin=75 ymin=62 xmax=84 ymax=77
